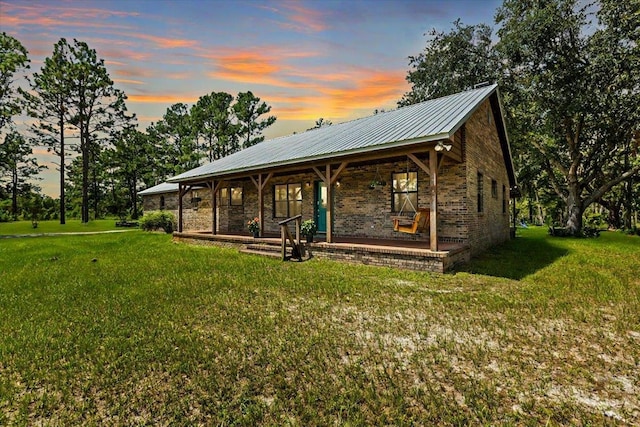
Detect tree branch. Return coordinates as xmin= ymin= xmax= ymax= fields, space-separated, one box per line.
xmin=584 ymin=163 xmax=640 ymax=207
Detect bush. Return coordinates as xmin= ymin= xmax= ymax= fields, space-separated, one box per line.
xmin=584 ymin=212 xmax=606 ymax=229
xmin=0 ymin=210 xmax=12 ymax=222
xmin=139 ymin=211 xmax=176 ymax=233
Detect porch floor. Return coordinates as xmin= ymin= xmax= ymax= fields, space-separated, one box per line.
xmin=173 ymin=230 xmax=470 ymax=272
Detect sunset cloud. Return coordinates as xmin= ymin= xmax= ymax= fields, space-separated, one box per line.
xmin=4 ymin=0 xmax=479 ymax=198
xmin=0 ymin=2 xmax=137 ymax=30
xmin=123 ymin=32 xmax=199 ymax=50
xmin=113 ymin=78 xmax=145 ymax=86
xmin=270 ymin=1 xmax=327 ymax=33
xmin=127 ymin=94 xmax=199 ymax=104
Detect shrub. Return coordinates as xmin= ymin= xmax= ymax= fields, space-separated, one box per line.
xmin=584 ymin=212 xmax=606 ymax=229
xmin=301 ymin=219 xmax=317 ymax=236
xmin=139 ymin=211 xmax=176 ymax=233
xmin=0 ymin=209 xmax=12 ymax=222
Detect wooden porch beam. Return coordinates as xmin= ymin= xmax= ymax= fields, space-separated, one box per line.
xmin=211 ymin=179 xmax=217 ymax=235
xmin=258 ymin=174 xmax=264 ymax=237
xmin=248 ymin=173 xmax=273 ymax=237
xmin=312 ymin=166 xmax=327 ymax=183
xmin=213 ymin=180 xmax=225 ymax=194
xmin=429 ymin=150 xmax=438 ymax=251
xmin=438 ymin=153 xmax=446 ymax=171
xmin=178 ymin=183 xmax=183 ymax=233
xmin=261 ymin=172 xmax=273 ymax=190
xmin=330 ymin=161 xmax=348 ymax=184
xmin=326 ymin=164 xmax=333 ymax=243
xmin=407 ymin=153 xmax=431 ymax=176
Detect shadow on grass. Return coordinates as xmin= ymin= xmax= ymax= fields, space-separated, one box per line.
xmin=456 ymin=227 xmax=569 ymax=280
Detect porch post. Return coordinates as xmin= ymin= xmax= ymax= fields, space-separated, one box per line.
xmin=429 ymin=150 xmax=438 ymax=251
xmin=178 ymin=183 xmax=183 ymax=233
xmin=211 ymin=179 xmax=217 ymax=235
xmin=326 ymin=163 xmax=333 ymax=243
xmin=258 ymin=174 xmax=264 ymax=237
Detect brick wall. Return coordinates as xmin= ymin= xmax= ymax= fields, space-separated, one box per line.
xmin=142 ymin=189 xmax=212 ymax=231
xmin=463 ymin=99 xmax=511 ymax=254
xmin=151 ymin=98 xmax=511 ymax=253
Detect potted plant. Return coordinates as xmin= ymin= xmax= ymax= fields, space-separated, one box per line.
xmin=301 ymin=219 xmax=317 ymax=243
xmin=247 ymin=217 xmax=260 ymax=237
xmin=369 ymin=179 xmax=386 ymax=189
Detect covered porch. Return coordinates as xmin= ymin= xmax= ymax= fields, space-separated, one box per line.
xmin=173 ymin=139 xmax=465 ymax=251
xmin=173 ymin=230 xmax=471 ymax=273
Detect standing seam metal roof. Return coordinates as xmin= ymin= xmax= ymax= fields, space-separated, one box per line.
xmin=138 ymin=182 xmax=179 ymax=195
xmin=168 ymin=84 xmax=499 ymax=183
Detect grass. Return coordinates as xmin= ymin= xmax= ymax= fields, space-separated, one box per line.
xmin=0 ymin=227 xmax=638 ymax=425
xmin=0 ymin=219 xmax=124 ymax=235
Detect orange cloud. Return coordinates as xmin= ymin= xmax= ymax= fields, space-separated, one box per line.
xmin=165 ymin=72 xmax=193 ymax=80
xmin=111 ymin=66 xmax=155 ymax=79
xmin=272 ymin=1 xmax=327 ymax=33
xmin=0 ymin=2 xmax=137 ymax=30
xmin=320 ymin=71 xmax=408 ymax=109
xmin=113 ymin=78 xmax=145 ymax=85
xmin=128 ymin=94 xmax=199 ymax=104
xmin=123 ymin=32 xmax=199 ymax=50
xmin=209 ymin=50 xmax=300 ymax=88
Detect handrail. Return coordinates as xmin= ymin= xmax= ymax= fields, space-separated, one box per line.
xmin=278 ymin=214 xmax=302 ymax=261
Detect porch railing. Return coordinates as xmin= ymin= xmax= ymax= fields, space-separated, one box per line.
xmin=278 ymin=214 xmax=302 ymax=261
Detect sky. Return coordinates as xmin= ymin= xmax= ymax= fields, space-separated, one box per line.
xmin=1 ymin=0 xmax=502 ymax=197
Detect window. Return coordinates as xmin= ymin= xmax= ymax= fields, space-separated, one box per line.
xmin=491 ymin=179 xmax=498 ymax=199
xmin=274 ymin=183 xmax=302 ymax=218
xmin=502 ymin=185 xmax=507 ymax=214
xmin=159 ymin=195 xmax=165 ymax=210
xmin=230 ymin=187 xmax=243 ymax=206
xmin=220 ymin=188 xmax=228 ymax=205
xmin=477 ymin=172 xmax=484 ymax=213
xmin=392 ymin=172 xmax=418 ymax=213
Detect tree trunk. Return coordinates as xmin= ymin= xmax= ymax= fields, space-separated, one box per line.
xmin=623 ymin=172 xmax=633 ymax=230
xmin=566 ymin=183 xmax=583 ymax=235
xmin=535 ymin=188 xmax=544 ymax=225
xmin=81 ymin=122 xmax=89 ymax=223
xmin=59 ymin=108 xmax=66 ymax=225
xmin=132 ymin=172 xmax=138 ymax=219
xmin=11 ymin=166 xmax=18 ymax=219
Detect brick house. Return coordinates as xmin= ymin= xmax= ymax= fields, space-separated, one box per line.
xmin=144 ymin=84 xmax=517 ymax=272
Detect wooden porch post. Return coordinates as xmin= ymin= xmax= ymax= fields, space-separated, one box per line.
xmin=250 ymin=173 xmax=272 ymax=237
xmin=178 ymin=183 xmax=183 ymax=233
xmin=326 ymin=164 xmax=333 ymax=243
xmin=429 ymin=150 xmax=438 ymax=251
xmin=211 ymin=179 xmax=217 ymax=235
xmin=258 ymin=174 xmax=264 ymax=237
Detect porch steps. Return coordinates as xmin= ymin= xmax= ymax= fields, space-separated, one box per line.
xmin=241 ymin=242 xmax=304 ymax=261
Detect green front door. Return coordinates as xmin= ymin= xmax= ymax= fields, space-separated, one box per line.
xmin=315 ymin=181 xmax=327 ymax=233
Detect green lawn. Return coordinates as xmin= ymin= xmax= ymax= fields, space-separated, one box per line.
xmin=0 ymin=219 xmax=126 ymax=235
xmin=0 ymin=228 xmax=638 ymax=425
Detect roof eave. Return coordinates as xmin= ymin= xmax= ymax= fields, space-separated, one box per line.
xmin=167 ymin=132 xmax=450 ymax=183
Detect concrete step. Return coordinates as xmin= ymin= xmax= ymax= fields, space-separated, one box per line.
xmin=239 ymin=248 xmax=282 ymax=258
xmin=245 ymin=243 xmax=282 ymax=252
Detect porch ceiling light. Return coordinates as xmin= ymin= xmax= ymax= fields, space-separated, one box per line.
xmin=435 ymin=141 xmax=453 ymax=152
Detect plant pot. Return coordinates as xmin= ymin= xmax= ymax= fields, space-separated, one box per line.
xmin=306 ymin=234 xmax=313 ymax=243
xmin=252 ymin=231 xmax=260 ymax=238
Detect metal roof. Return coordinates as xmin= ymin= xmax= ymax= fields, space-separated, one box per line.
xmin=168 ymin=84 xmax=500 ymax=183
xmin=139 ymin=182 xmax=179 ymax=196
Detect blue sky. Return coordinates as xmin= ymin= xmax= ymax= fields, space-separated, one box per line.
xmin=1 ymin=0 xmax=502 ymax=196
